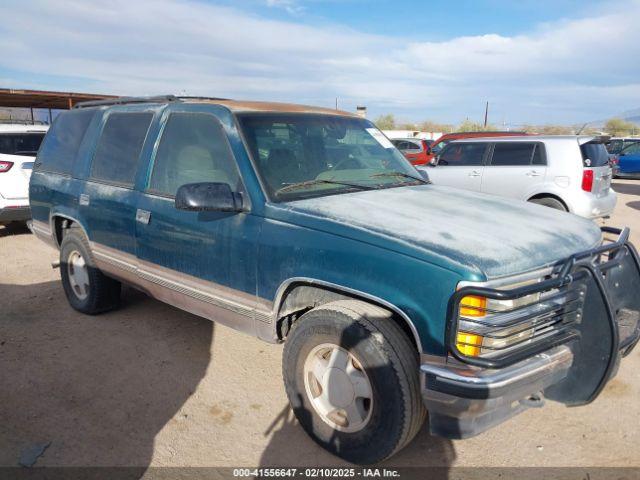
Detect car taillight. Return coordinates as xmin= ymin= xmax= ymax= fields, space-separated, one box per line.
xmin=0 ymin=161 xmax=14 ymax=173
xmin=582 ymin=169 xmax=594 ymax=192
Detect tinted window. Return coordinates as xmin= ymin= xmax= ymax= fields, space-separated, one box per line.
xmin=0 ymin=133 xmax=46 ymax=156
xmin=149 ymin=113 xmax=241 ymax=196
xmin=622 ymin=143 xmax=640 ymax=155
xmin=36 ymin=109 xmax=96 ymax=174
xmin=531 ymin=144 xmax=545 ymax=165
xmin=91 ymin=112 xmax=153 ymax=186
xmin=438 ymin=143 xmax=486 ymax=166
xmin=490 ymin=142 xmax=536 ymax=166
xmin=580 ymin=142 xmax=610 ymax=167
xmin=607 ymin=140 xmax=624 ymax=154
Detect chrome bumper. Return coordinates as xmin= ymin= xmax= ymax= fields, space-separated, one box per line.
xmin=420 ymin=345 xmax=573 ymax=439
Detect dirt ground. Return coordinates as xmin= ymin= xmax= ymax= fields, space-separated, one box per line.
xmin=1 ymin=180 xmax=639 ymax=471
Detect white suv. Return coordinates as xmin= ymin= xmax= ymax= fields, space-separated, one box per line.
xmin=0 ymin=124 xmax=48 ymax=225
xmin=420 ymin=135 xmax=616 ymax=219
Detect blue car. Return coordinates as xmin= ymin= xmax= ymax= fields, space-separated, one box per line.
xmin=29 ymin=96 xmax=640 ymax=464
xmin=617 ymin=141 xmax=640 ymax=177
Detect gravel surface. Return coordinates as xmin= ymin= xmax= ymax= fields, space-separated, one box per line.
xmin=1 ymin=180 xmax=639 ymax=469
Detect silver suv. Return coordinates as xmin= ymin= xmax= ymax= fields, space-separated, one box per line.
xmin=420 ymin=135 xmax=616 ymax=219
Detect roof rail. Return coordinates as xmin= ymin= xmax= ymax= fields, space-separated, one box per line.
xmin=176 ymin=96 xmax=231 ymax=102
xmin=73 ymin=94 xmax=179 ymax=109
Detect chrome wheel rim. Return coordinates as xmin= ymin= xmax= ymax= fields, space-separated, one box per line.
xmin=303 ymin=343 xmax=373 ymax=433
xmin=67 ymin=250 xmax=90 ymax=300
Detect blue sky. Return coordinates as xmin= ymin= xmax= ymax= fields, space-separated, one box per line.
xmin=1 ymin=0 xmax=639 ymax=126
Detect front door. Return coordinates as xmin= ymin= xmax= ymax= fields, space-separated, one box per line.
xmin=135 ymin=109 xmax=260 ymax=335
xmin=427 ymin=142 xmax=488 ymax=192
xmin=481 ymin=142 xmax=547 ymax=199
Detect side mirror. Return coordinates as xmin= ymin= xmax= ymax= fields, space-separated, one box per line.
xmin=429 ymin=157 xmax=438 ymax=167
xmin=175 ymin=182 xmax=242 ymax=212
xmin=418 ymin=169 xmax=430 ymax=182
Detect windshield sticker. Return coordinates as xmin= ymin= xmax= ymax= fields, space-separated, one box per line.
xmin=366 ymin=128 xmax=394 ymax=149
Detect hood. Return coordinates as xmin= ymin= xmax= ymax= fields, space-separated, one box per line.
xmin=279 ymin=185 xmax=603 ymax=279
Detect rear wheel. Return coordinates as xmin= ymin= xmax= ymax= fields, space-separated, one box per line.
xmin=282 ymin=300 xmax=425 ymax=464
xmin=60 ymin=228 xmax=121 ymax=314
xmin=529 ymin=196 xmax=567 ymax=211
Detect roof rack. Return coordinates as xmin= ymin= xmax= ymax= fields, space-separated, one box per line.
xmin=73 ymin=95 xmax=180 ymax=109
xmin=176 ymin=96 xmax=230 ymax=102
xmin=74 ymin=95 xmax=232 ymax=109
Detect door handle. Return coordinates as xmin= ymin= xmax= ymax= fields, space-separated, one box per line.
xmin=526 ymin=170 xmax=542 ymax=177
xmin=79 ymin=194 xmax=90 ymax=206
xmin=468 ymin=170 xmax=481 ymax=177
xmin=136 ymin=209 xmax=151 ymax=225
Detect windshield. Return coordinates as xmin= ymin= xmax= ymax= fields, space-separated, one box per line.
xmin=239 ymin=114 xmax=424 ymax=201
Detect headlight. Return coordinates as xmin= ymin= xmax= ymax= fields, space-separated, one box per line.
xmin=453 ymin=275 xmax=586 ymax=361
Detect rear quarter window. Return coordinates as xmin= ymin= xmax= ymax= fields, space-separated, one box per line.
xmin=580 ymin=142 xmax=610 ymax=167
xmin=90 ymin=112 xmax=154 ymax=187
xmin=36 ymin=109 xmax=96 ymax=174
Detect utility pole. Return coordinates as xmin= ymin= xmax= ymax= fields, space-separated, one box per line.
xmin=335 ymin=97 xmax=338 ymax=110
xmin=483 ymin=101 xmax=489 ymax=128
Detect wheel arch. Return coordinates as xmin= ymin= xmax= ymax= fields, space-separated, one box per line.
xmin=273 ymin=278 xmax=423 ymax=353
xmin=527 ymin=192 xmax=570 ymax=211
xmin=50 ymin=213 xmax=89 ymax=247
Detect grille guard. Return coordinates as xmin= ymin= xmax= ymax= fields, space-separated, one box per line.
xmin=447 ymin=227 xmax=640 ymax=395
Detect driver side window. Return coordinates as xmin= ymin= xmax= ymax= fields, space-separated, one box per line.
xmin=148 ymin=113 xmax=241 ymax=196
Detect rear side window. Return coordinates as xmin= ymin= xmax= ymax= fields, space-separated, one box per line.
xmin=580 ymin=142 xmax=609 ymax=167
xmin=490 ymin=142 xmax=540 ymax=166
xmin=36 ymin=109 xmax=96 ymax=174
xmin=0 ymin=133 xmax=46 ymax=156
xmin=148 ymin=113 xmax=241 ymax=196
xmin=91 ymin=112 xmax=153 ymax=186
xmin=438 ymin=143 xmax=486 ymax=166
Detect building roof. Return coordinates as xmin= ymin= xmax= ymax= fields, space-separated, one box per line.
xmin=0 ymin=88 xmax=117 ymax=109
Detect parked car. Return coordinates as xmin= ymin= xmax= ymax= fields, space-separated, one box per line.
xmin=615 ymin=142 xmax=640 ymax=178
xmin=0 ymin=124 xmax=48 ymax=225
xmin=390 ymin=137 xmax=433 ymax=165
xmin=605 ymin=137 xmax=639 ymax=155
xmin=421 ymin=136 xmax=616 ymax=219
xmin=426 ymin=131 xmax=528 ymax=163
xmin=30 ymin=97 xmax=640 ymax=464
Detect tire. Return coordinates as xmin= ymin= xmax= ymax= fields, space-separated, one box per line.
xmin=59 ymin=228 xmax=121 ymax=314
xmin=282 ymin=300 xmax=426 ymax=464
xmin=529 ymin=197 xmax=567 ymax=211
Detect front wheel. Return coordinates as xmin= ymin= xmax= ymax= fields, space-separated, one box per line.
xmin=282 ymin=300 xmax=426 ymax=464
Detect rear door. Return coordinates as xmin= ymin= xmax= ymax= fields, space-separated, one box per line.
xmin=0 ymin=132 xmax=46 ymax=199
xmin=481 ymin=142 xmax=546 ymax=199
xmin=82 ymin=109 xmax=155 ymax=256
xmin=427 ymin=142 xmax=488 ymax=191
xmin=580 ymin=140 xmax=612 ymax=195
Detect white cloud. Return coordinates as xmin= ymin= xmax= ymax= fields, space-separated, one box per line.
xmin=266 ymin=0 xmax=304 ymax=15
xmin=0 ymin=0 xmax=639 ymax=123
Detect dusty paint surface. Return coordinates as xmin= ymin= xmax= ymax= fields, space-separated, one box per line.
xmin=288 ymin=185 xmax=603 ymax=279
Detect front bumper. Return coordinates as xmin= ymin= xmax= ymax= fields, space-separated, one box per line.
xmin=421 ymin=227 xmax=640 ymax=439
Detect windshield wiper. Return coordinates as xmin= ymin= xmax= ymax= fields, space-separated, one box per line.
xmin=275 ymin=179 xmax=376 ymax=196
xmin=369 ymin=171 xmax=430 ymax=184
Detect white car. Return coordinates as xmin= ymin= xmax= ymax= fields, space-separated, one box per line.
xmin=0 ymin=124 xmax=48 ymax=225
xmin=419 ymin=135 xmax=617 ymax=219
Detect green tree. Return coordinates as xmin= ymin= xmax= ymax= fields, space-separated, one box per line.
xmin=604 ymin=118 xmax=638 ymax=136
xmin=419 ymin=120 xmax=453 ymax=133
xmin=457 ymin=119 xmax=497 ymax=132
xmin=374 ymin=114 xmax=396 ymax=130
